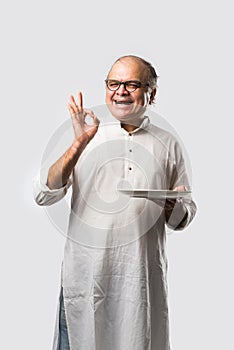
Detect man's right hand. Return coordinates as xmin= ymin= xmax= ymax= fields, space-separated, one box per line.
xmin=68 ymin=91 xmax=100 ymax=145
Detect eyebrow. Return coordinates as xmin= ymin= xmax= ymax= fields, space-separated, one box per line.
xmin=107 ymin=79 xmax=142 ymax=83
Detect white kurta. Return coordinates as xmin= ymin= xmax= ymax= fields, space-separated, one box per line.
xmin=33 ymin=117 xmax=196 ymax=350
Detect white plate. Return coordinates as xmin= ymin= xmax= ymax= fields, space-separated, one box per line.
xmin=118 ymin=189 xmax=191 ymax=199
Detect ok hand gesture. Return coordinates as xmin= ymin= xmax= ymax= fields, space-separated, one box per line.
xmin=68 ymin=92 xmax=100 ymax=145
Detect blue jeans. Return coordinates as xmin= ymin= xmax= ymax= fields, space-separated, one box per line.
xmin=59 ymin=289 xmax=70 ymax=350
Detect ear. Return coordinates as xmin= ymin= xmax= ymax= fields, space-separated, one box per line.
xmin=149 ymin=88 xmax=157 ymax=105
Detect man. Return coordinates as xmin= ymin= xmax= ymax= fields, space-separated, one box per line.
xmin=34 ymin=55 xmax=197 ymax=350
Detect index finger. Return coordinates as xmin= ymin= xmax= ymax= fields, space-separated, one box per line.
xmin=77 ymin=91 xmax=83 ymax=110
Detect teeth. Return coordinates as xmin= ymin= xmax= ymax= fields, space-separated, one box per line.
xmin=115 ymin=101 xmax=132 ymax=104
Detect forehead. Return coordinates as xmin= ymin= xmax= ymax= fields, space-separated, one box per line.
xmin=108 ymin=58 xmax=148 ymax=81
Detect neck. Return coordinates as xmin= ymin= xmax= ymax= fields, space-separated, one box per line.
xmin=121 ymin=123 xmax=139 ymax=132
xmin=120 ymin=114 xmax=145 ymax=132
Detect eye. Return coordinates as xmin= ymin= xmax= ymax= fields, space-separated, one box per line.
xmin=126 ymin=83 xmax=138 ymax=88
xmin=108 ymin=81 xmax=120 ymax=88
xmin=126 ymin=81 xmax=141 ymax=90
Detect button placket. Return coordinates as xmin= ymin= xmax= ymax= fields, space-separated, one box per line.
xmin=128 ymin=133 xmax=133 ymax=172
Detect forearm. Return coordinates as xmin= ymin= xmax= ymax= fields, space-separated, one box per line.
xmin=47 ymin=137 xmax=88 ymax=190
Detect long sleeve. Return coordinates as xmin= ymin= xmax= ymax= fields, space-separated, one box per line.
xmin=33 ymin=168 xmax=72 ymax=206
xmin=165 ymin=139 xmax=197 ymax=230
xmin=166 ymin=197 xmax=197 ymax=230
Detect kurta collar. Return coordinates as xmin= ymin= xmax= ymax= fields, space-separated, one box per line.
xmin=119 ymin=116 xmax=150 ymax=135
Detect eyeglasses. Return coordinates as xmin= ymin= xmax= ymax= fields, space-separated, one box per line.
xmin=105 ymin=79 xmax=150 ymax=93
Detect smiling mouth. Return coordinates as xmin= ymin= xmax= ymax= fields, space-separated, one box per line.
xmin=114 ymin=100 xmax=133 ymax=105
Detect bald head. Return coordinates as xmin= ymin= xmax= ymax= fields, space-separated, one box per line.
xmin=108 ymin=55 xmax=158 ymax=90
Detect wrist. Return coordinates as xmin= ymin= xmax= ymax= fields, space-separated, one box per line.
xmin=71 ymin=135 xmax=88 ymax=151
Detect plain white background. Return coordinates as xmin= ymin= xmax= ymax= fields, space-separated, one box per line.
xmin=0 ymin=0 xmax=233 ymax=348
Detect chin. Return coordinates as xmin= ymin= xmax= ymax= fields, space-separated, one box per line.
xmin=111 ymin=112 xmax=145 ymax=129
xmin=107 ymin=104 xmax=146 ymax=125
xmin=111 ymin=111 xmax=132 ymax=122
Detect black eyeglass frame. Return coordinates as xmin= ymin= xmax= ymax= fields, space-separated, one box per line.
xmin=105 ymin=79 xmax=150 ymax=92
